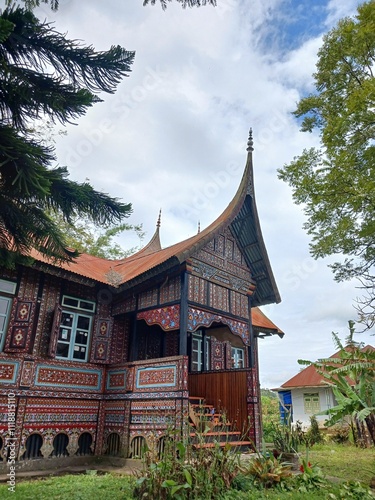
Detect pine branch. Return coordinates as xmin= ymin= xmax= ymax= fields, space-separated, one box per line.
xmin=143 ymin=0 xmax=216 ymax=10
xmin=1 ymin=7 xmax=135 ymax=129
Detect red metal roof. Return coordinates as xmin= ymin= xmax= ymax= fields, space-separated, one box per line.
xmin=252 ymin=307 xmax=283 ymax=336
xmin=279 ymin=345 xmax=375 ymax=389
xmin=29 ymin=138 xmax=280 ymax=308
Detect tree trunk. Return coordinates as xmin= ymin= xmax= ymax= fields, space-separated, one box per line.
xmin=354 ymin=417 xmax=365 ymax=447
xmin=365 ymin=413 xmax=375 ymax=447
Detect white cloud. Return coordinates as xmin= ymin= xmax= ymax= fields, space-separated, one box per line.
xmin=325 ymin=0 xmax=360 ymax=28
xmin=38 ymin=0 xmax=373 ymax=389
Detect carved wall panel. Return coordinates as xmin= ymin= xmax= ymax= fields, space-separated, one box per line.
xmin=159 ymin=276 xmax=181 ymax=304
xmin=188 ymin=275 xmax=206 ymax=304
xmin=209 ymin=283 xmax=229 ymax=313
xmin=110 ymin=316 xmax=130 ymax=364
xmin=112 ymin=296 xmax=136 ymax=316
xmin=138 ymin=288 xmax=158 ymax=310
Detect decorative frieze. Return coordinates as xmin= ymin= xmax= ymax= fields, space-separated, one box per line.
xmin=35 ymin=365 xmax=103 ymax=391
xmin=187 ymin=307 xmax=249 ymax=345
xmin=106 ymin=369 xmax=127 ymax=391
xmin=0 ymin=361 xmax=19 ymax=384
xmin=137 ymin=305 xmax=180 ymax=331
xmin=136 ymin=365 xmax=176 ymax=389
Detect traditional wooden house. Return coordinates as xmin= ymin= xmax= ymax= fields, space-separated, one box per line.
xmin=0 ymin=131 xmax=283 ymax=467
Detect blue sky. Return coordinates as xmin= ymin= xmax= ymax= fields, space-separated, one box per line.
xmin=25 ymin=0 xmax=373 ymax=388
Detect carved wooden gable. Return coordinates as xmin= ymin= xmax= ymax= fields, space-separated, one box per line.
xmin=188 ymin=227 xmax=255 ymax=319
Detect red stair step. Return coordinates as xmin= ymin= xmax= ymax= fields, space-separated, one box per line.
xmin=190 ymin=431 xmax=240 ymax=437
xmin=192 ymin=441 xmax=252 ymax=449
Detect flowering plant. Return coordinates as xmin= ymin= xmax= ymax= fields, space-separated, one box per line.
xmin=299 ymin=460 xmax=312 ymax=473
xmin=297 ymin=457 xmax=327 ymax=491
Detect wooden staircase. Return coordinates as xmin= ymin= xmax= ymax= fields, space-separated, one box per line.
xmin=189 ymin=396 xmax=253 ymax=451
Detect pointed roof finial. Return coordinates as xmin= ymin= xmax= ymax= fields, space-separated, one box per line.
xmin=157 ymin=208 xmax=162 ymax=228
xmin=197 ymin=221 xmax=201 ymax=234
xmin=246 ymin=128 xmax=254 ymax=152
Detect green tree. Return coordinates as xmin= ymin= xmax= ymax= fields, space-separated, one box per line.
xmin=0 ymin=6 xmax=134 ymax=267
xmin=51 ymin=213 xmax=146 ymax=260
xmin=261 ymin=390 xmax=280 ymax=442
xmin=299 ymin=322 xmax=375 ymax=447
xmin=278 ymin=1 xmax=375 ymax=329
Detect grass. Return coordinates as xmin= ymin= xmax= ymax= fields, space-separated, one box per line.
xmin=309 ymin=442 xmax=375 ymax=483
xmin=0 ymin=444 xmax=373 ymax=499
xmin=223 ymin=488 xmax=350 ymax=499
xmin=0 ymin=472 xmax=136 ymax=500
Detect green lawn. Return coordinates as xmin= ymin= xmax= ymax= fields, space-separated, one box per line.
xmin=0 ymin=473 xmax=135 ymax=500
xmin=309 ymin=443 xmax=375 ymax=483
xmin=0 ymin=444 xmax=373 ymax=499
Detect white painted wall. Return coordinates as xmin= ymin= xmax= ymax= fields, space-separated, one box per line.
xmin=289 ymin=387 xmax=336 ymax=428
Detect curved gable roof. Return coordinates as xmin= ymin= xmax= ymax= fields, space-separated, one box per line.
xmin=30 ymin=131 xmax=280 ymax=306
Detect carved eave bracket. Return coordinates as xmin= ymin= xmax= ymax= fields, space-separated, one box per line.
xmin=104 ymin=268 xmax=124 ymax=288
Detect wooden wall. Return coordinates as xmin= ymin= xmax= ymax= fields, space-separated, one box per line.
xmin=188 ymin=369 xmax=252 ymax=437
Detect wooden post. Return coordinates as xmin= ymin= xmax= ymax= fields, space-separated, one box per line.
xmin=179 ymin=271 xmax=188 ymax=356
xmin=248 ymin=295 xmax=255 ymax=368
xmin=129 ymin=314 xmax=138 ymax=361
xmin=202 ymin=328 xmax=207 ymax=371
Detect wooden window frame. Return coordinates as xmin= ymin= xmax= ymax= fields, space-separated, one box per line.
xmin=231 ymin=346 xmax=245 ymax=368
xmin=0 ymin=279 xmax=16 ymax=352
xmin=303 ymin=392 xmax=320 ymax=414
xmin=55 ymin=295 xmax=95 ymax=363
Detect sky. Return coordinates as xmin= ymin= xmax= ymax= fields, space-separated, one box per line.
xmin=22 ymin=0 xmax=374 ymax=388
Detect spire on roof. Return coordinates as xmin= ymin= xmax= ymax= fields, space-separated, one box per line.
xmin=157 ymin=208 xmax=162 ymax=228
xmin=246 ymin=128 xmax=254 ymax=152
xmin=197 ymin=221 xmax=201 ymax=234
xmin=125 ymin=210 xmax=162 ymax=258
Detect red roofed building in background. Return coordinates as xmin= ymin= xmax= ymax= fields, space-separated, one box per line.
xmin=274 ymin=345 xmax=374 ymax=428
xmin=0 ymin=131 xmax=284 ymax=469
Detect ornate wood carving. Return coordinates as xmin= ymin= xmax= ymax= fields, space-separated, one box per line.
xmin=137 ymin=305 xmax=180 ymax=332
xmin=90 ymin=317 xmax=113 ymax=364
xmin=4 ymin=299 xmax=37 ymax=354
xmin=187 ymin=307 xmax=249 ymax=345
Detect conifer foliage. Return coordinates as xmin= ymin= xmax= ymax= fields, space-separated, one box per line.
xmin=11 ymin=0 xmax=217 ymax=11
xmin=0 ymin=6 xmax=135 ymax=266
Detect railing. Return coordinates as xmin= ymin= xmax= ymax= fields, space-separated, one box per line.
xmin=188 ymin=369 xmax=254 ymax=437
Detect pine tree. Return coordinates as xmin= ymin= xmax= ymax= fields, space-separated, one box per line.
xmin=0 ymin=6 xmax=135 ymax=266
xmin=6 ymin=0 xmax=217 ymax=11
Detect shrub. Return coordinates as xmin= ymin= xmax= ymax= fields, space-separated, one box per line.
xmin=243 ymin=452 xmax=293 ymax=489
xmin=261 ymin=394 xmax=280 ymax=443
xmin=134 ymin=430 xmax=242 ymax=499
xmin=296 ymin=457 xmax=327 ymax=492
xmin=306 ymin=416 xmax=323 ymax=445
xmin=335 ymin=481 xmax=375 ymax=499
xmin=270 ymin=420 xmax=300 ymax=454
xmin=329 ymin=424 xmax=350 ymax=444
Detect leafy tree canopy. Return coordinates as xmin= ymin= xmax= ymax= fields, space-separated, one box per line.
xmin=278 ymin=1 xmax=375 ymax=329
xmin=0 ymin=6 xmax=135 ymax=266
xmin=50 ymin=212 xmax=146 ymax=260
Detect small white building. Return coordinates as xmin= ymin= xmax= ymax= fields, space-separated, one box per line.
xmin=273 ymin=345 xmax=375 ymax=427
xmin=273 ymin=345 xmax=374 ymax=428
xmin=273 ymin=355 xmax=338 ymax=428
